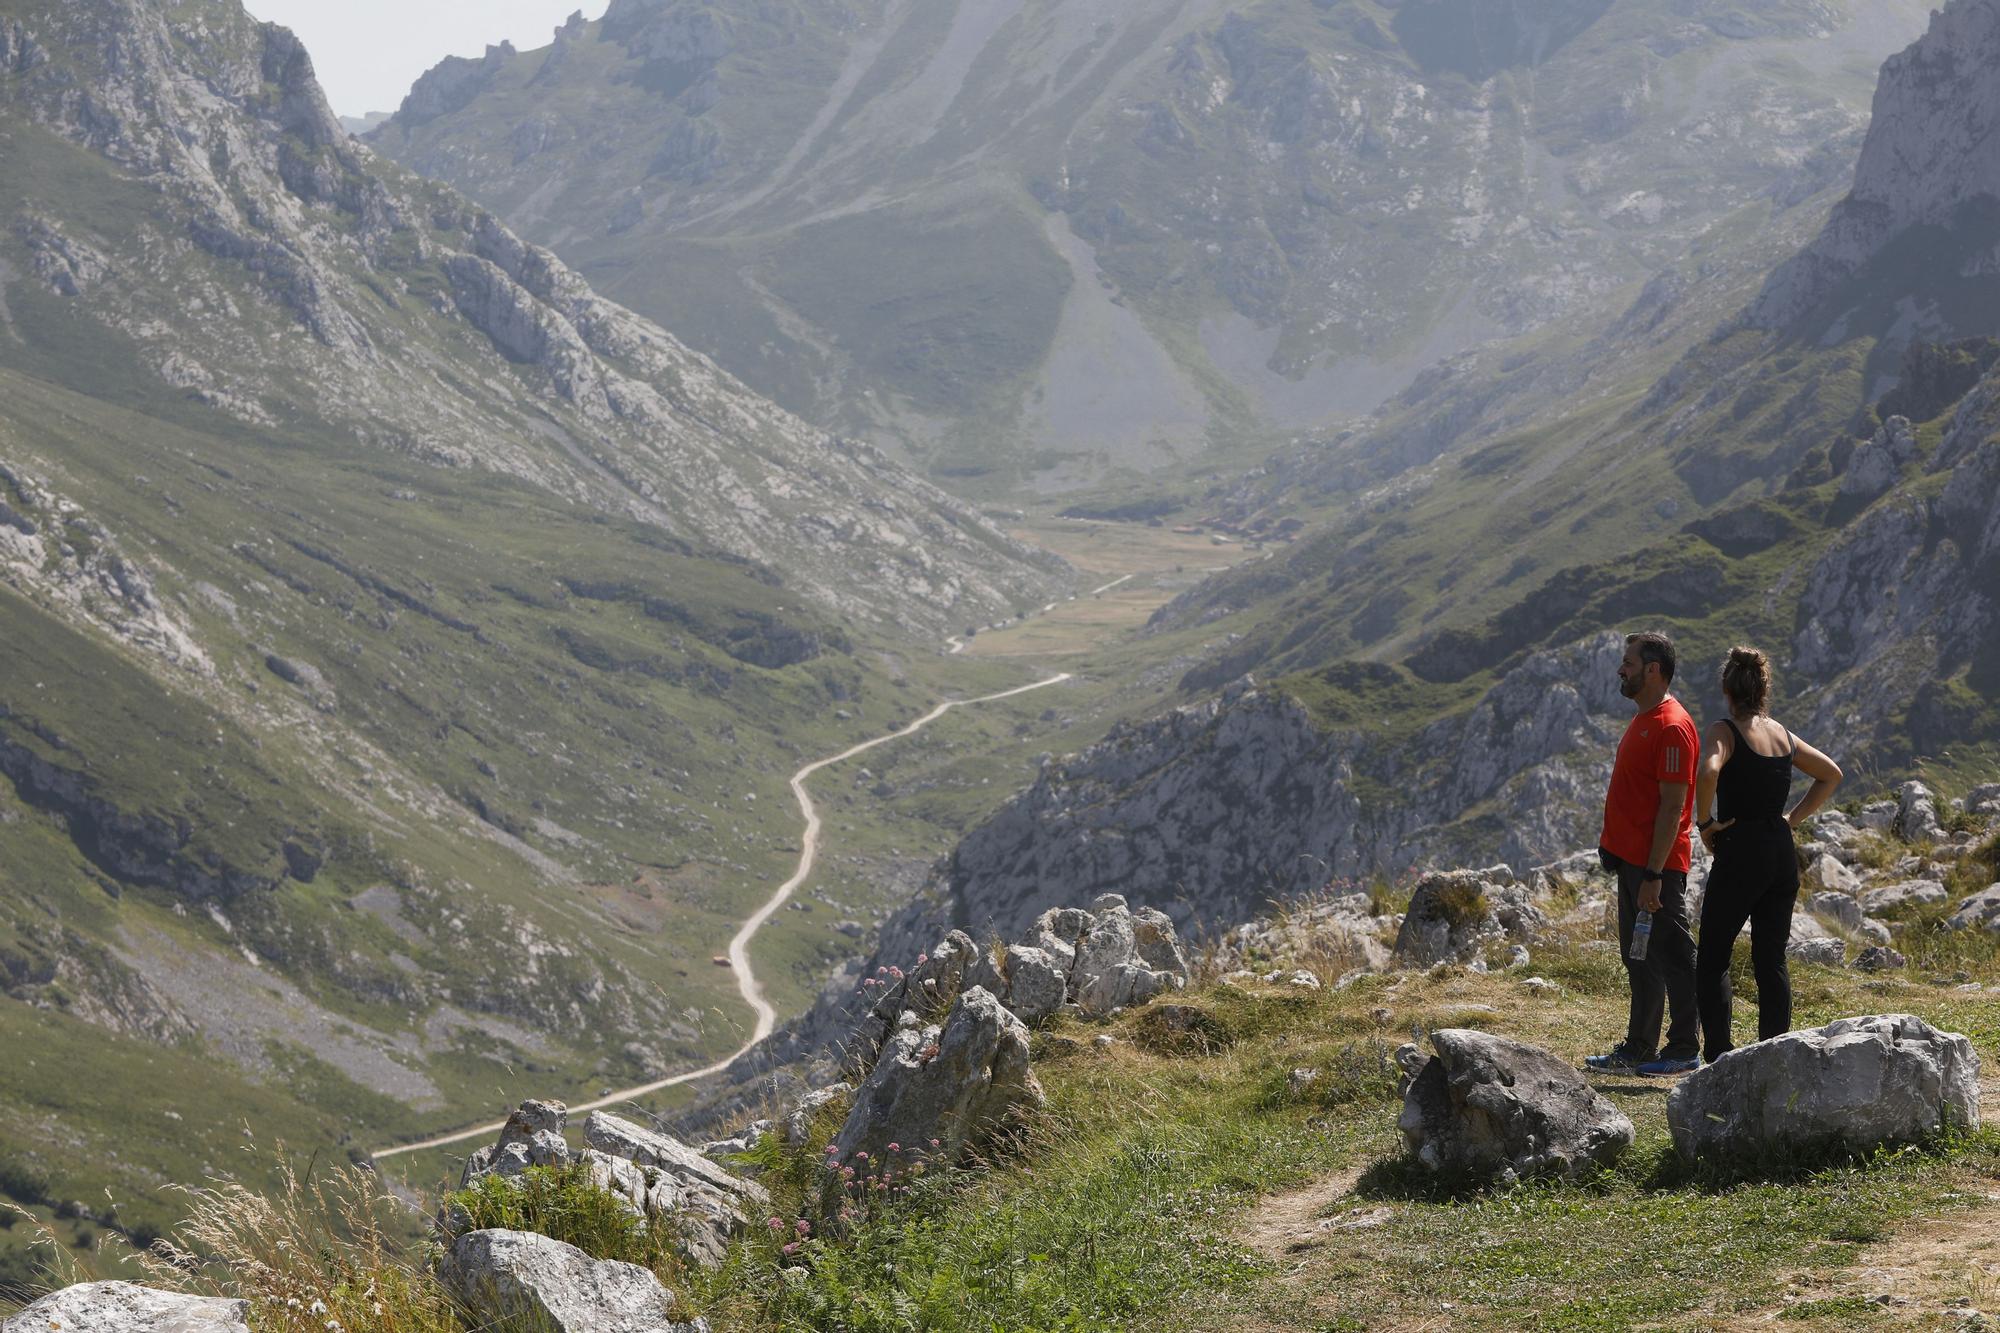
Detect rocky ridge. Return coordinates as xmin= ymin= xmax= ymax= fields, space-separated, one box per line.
xmin=0 ymin=0 xmax=1064 ymax=634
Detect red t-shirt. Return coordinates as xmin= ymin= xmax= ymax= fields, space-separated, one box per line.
xmin=1600 ymin=695 xmax=1698 ymax=873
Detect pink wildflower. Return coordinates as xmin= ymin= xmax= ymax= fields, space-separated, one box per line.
xmin=795 ymin=1219 xmax=811 ymax=1235
xmin=781 ymin=1241 xmax=799 ymax=1256
xmin=767 ymin=1217 xmax=784 ymax=1231
xmin=887 ymin=966 xmax=904 ymax=980
xmin=887 ymin=1142 xmax=900 ymax=1153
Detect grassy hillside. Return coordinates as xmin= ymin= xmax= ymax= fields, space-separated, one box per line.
xmin=10 ymin=861 xmax=2000 ymax=1328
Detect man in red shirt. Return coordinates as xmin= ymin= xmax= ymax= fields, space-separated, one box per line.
xmin=1586 ymin=631 xmax=1702 ymax=1076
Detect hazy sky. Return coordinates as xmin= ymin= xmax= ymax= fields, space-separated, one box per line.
xmin=245 ymin=1 xmax=608 ymax=117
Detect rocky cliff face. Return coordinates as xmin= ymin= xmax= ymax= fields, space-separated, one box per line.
xmin=1750 ymin=0 xmax=2000 ymax=328
xmin=0 ymin=0 xmax=1064 ymax=634
xmin=861 ymin=635 xmax=1630 ymax=960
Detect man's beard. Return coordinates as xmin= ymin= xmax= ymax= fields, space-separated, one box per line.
xmin=1618 ymin=673 xmax=1639 ymax=700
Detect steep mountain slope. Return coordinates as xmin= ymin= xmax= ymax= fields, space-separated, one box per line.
xmin=366 ymin=0 xmax=1931 ymax=491
xmin=862 ymin=0 xmax=2000 ymax=950
xmin=0 ymin=0 xmax=1065 ymax=1253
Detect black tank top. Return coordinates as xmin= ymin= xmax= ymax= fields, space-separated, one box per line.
xmin=1716 ymin=718 xmax=1793 ymax=823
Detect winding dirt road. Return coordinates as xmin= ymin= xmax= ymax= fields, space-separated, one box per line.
xmin=371 ymin=670 xmax=1071 ymax=1160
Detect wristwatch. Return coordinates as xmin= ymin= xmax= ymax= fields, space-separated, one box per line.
xmin=1639 ymin=871 xmax=1662 ymax=882
xmin=1697 ymin=817 xmax=1715 ymax=831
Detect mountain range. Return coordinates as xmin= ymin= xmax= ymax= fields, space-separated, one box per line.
xmin=365 ymin=0 xmax=1934 ymax=492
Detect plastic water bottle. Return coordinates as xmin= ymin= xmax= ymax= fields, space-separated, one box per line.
xmin=1629 ymin=910 xmax=1653 ymax=961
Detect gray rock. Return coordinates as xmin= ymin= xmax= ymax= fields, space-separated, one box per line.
xmin=1809 ymin=855 xmax=1863 ymax=897
xmin=1945 ymin=884 xmax=2000 ymax=932
xmin=1028 ymin=906 xmax=1094 ymax=972
xmin=1860 ymin=880 xmax=1948 ymax=915
xmin=1787 ymin=936 xmax=1845 ymax=967
xmin=1858 ymin=917 xmax=1894 ymax=946
xmin=1394 ymin=868 xmax=1547 ymax=968
xmin=1070 ymin=899 xmax=1188 ymax=1017
xmin=1896 ymin=780 xmax=1947 ymax=844
xmin=1395 ymin=1029 xmax=1633 ymax=1185
xmin=577 ymin=1148 xmax=683 ymax=1220
xmin=1858 ymin=801 xmax=1897 ymax=832
xmin=700 ymin=1119 xmax=770 ymax=1160
xmin=831 ymin=987 xmax=1043 ymax=1170
xmin=1967 ymin=784 xmax=2000 ymax=816
xmin=1665 ymin=1015 xmax=1980 ymax=1164
xmin=461 ymin=1098 xmax=572 ymax=1188
xmin=1838 ymin=416 xmax=1919 ymax=506
xmin=2 ymin=1282 xmax=250 ymax=1332
xmin=438 ymin=1229 xmax=706 ymax=1333
xmin=1807 ymin=890 xmax=1863 ymax=930
xmin=582 ymin=1111 xmax=767 ymax=1268
xmin=974 ymin=944 xmax=1069 ymax=1027
xmin=779 ymin=1084 xmax=851 ymax=1145
xmin=1855 ymin=945 xmax=1907 ymax=972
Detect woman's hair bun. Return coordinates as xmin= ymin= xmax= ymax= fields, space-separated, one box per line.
xmin=1719 ymin=646 xmax=1772 ymax=714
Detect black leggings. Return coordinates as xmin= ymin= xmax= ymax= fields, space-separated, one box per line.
xmin=1694 ymin=819 xmax=1799 ymax=1064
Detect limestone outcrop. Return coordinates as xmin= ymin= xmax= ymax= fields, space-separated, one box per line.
xmin=1393 ymin=867 xmax=1545 ymax=967
xmin=831 ymin=987 xmax=1043 ymax=1170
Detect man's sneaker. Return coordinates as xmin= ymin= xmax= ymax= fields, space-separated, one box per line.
xmin=1583 ymin=1046 xmax=1650 ymax=1073
xmin=1637 ymin=1054 xmax=1702 ymax=1076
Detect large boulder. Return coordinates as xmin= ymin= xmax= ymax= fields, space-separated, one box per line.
xmin=1945 ymin=884 xmax=2000 ymax=932
xmin=582 ymin=1112 xmax=768 ymax=1268
xmin=2 ymin=1283 xmax=249 ymax=1332
xmin=438 ymin=1229 xmax=707 ymax=1333
xmin=1394 ymin=868 xmax=1545 ymax=967
xmin=1808 ymin=855 xmax=1863 ymax=897
xmin=831 ymin=987 xmax=1043 ymax=1171
xmin=1665 ymin=1014 xmax=1980 ymax=1165
xmin=460 ymin=1098 xmax=571 ymax=1187
xmin=1395 ymin=1029 xmax=1633 ymax=1185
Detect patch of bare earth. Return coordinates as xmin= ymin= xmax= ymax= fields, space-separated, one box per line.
xmin=1237 ymin=1165 xmax=1373 ymax=1264
xmin=1706 ymin=1078 xmax=2000 ymax=1329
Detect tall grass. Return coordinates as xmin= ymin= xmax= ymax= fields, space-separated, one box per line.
xmin=140 ymin=1154 xmax=462 ymax=1333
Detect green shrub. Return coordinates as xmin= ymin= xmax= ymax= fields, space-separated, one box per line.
xmin=441 ymin=1162 xmax=679 ymax=1276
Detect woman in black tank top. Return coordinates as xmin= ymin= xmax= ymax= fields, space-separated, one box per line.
xmin=1690 ymin=647 xmax=1844 ymax=1065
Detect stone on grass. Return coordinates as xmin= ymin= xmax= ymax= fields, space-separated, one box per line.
xmin=1855 ymin=945 xmax=1907 ymax=972
xmin=2 ymin=1283 xmax=249 ymax=1333
xmin=1665 ymin=1014 xmax=1980 ymax=1165
xmin=460 ymin=1098 xmax=571 ymax=1187
xmin=582 ymin=1112 xmax=768 ymax=1268
xmin=1394 ymin=868 xmax=1545 ymax=968
xmin=1788 ymin=936 xmax=1846 ymax=967
xmin=439 ymin=1229 xmax=707 ymax=1333
xmin=1859 ymin=918 xmax=1894 ymax=945
xmin=1967 ymin=784 xmax=2000 ymax=816
xmin=1807 ymin=891 xmax=1863 ymax=930
xmin=1395 ymin=1029 xmax=1633 ymax=1185
xmin=831 ymin=986 xmax=1042 ymax=1169
xmin=1809 ymin=855 xmax=1863 ymax=897
xmin=1945 ymin=885 xmax=2000 ymax=932
xmin=1860 ymin=880 xmax=1948 ymax=915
